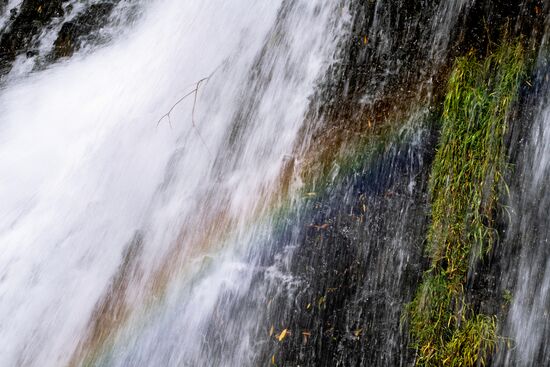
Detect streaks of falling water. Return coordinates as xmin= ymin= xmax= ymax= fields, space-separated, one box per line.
xmin=0 ymin=0 xmax=348 ymax=366
xmin=3 ymin=1 xmax=548 ymax=367
xmin=428 ymin=0 xmax=471 ymax=61
xmin=244 ymin=112 xmax=435 ymax=367
xmin=497 ymin=20 xmax=550 ymax=367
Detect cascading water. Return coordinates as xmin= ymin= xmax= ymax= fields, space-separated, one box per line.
xmin=505 ymin=81 xmax=550 ymax=366
xmin=496 ymin=20 xmax=550 ymax=366
xmin=1 ymin=0 xmax=549 ymax=366
xmin=0 ymin=0 xmax=348 ymax=365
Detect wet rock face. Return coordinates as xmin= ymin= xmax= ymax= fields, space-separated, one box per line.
xmin=456 ymin=0 xmax=546 ymax=57
xmin=0 ymin=0 xmax=65 ymax=72
xmin=258 ymin=1 xmax=548 ymax=366
xmin=319 ymin=0 xmax=452 ymax=123
xmin=53 ymin=2 xmax=116 ymax=59
xmin=0 ymin=0 xmax=122 ymax=77
xmin=257 ymin=131 xmax=435 ymax=367
xmin=190 ymin=126 xmax=436 ymax=367
xmin=319 ymin=0 xmax=546 ymax=126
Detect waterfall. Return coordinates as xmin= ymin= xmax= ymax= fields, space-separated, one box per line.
xmin=497 ymin=20 xmax=550 ymax=366
xmin=1 ymin=0 xmax=549 ymax=366
xmin=0 ymin=0 xmax=348 ymax=365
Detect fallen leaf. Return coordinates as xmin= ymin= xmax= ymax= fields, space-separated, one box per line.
xmin=278 ymin=329 xmax=288 ymax=342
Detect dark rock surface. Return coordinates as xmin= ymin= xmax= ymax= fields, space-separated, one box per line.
xmin=0 ymin=0 xmax=65 ymax=72
xmin=259 ymin=127 xmax=436 ymax=367
xmin=52 ymin=2 xmax=116 ymax=59
xmin=0 ymin=0 xmax=122 ymax=77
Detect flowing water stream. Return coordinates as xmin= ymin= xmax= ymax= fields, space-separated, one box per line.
xmin=0 ymin=1 xmax=549 ymax=366
xmin=497 ymin=20 xmax=550 ymax=366
xmin=0 ymin=0 xmax=349 ymax=365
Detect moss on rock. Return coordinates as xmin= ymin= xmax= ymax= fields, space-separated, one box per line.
xmin=406 ymin=40 xmax=527 ymax=367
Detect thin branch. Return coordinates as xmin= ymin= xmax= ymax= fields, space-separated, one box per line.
xmin=156 ymin=88 xmax=199 ymax=127
xmin=157 ymin=67 xmax=221 ymax=155
xmin=192 ymin=77 xmax=208 ymax=128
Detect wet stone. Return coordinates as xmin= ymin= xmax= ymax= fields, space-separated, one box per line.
xmin=0 ymin=0 xmax=121 ymax=77
xmin=0 ymin=0 xmax=65 ymax=72
xmin=53 ymin=2 xmax=117 ymax=59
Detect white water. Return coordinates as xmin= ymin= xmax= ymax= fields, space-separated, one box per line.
xmin=0 ymin=0 xmax=348 ymax=366
xmin=500 ymin=26 xmax=550 ymax=365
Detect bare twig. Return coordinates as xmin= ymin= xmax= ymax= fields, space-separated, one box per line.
xmin=156 ymin=88 xmax=198 ymax=128
xmin=157 ymin=68 xmax=220 ymax=155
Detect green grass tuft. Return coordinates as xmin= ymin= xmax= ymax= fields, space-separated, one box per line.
xmin=406 ymin=40 xmax=527 ymax=366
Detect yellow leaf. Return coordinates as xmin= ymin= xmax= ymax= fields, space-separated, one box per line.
xmin=354 ymin=329 xmax=363 ymax=337
xmin=306 ymin=303 xmax=311 ymax=310
xmin=278 ymin=329 xmax=288 ymax=342
xmin=269 ymin=325 xmax=274 ymax=337
xmin=271 ymin=355 xmax=275 ymax=365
